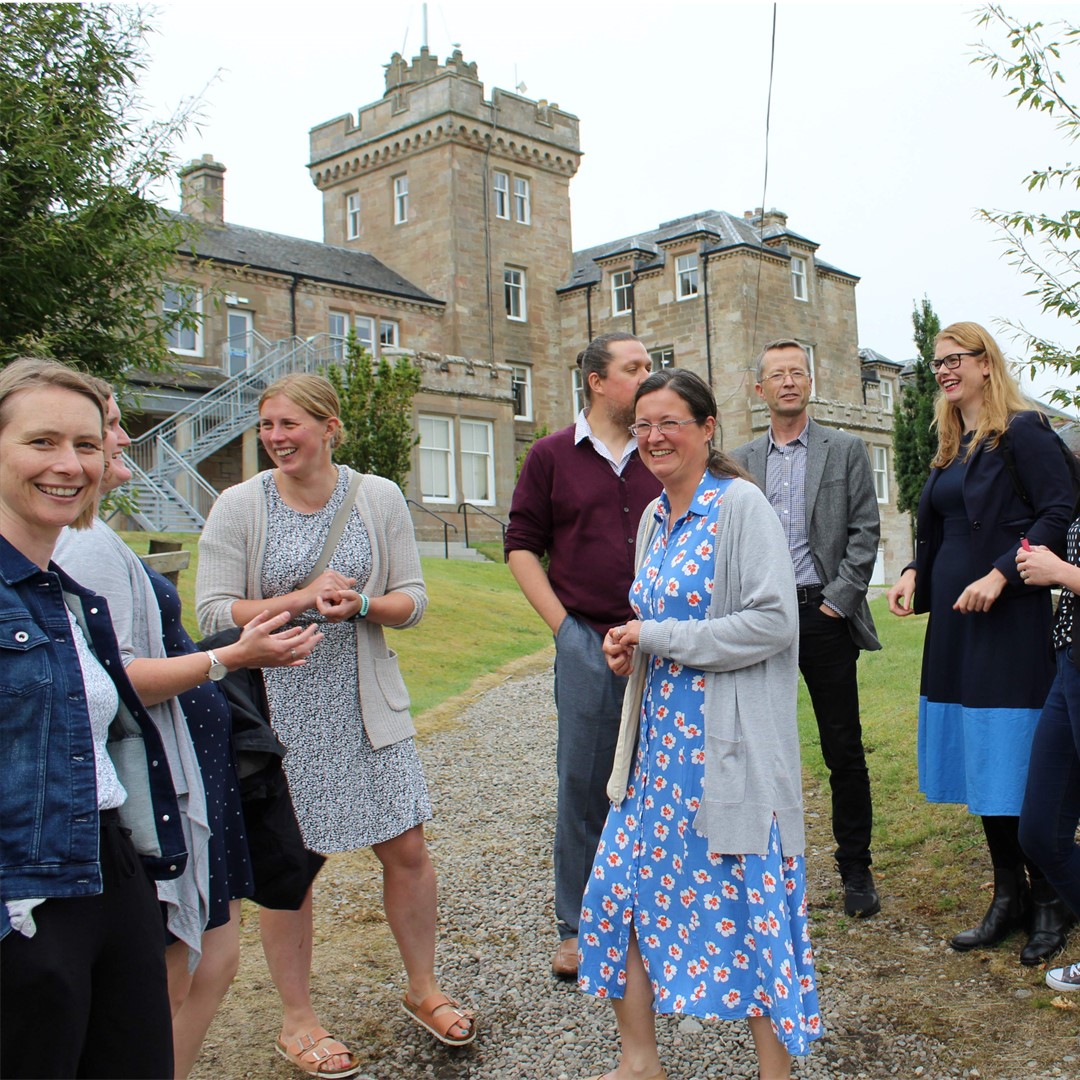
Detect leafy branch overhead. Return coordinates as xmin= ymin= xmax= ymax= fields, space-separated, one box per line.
xmin=972 ymin=4 xmax=1080 ymax=404
xmin=0 ymin=3 xmax=205 ymax=386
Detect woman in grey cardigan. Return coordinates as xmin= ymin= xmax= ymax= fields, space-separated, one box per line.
xmin=197 ymin=374 xmax=473 ymax=1077
xmin=581 ymin=370 xmax=821 ymax=1080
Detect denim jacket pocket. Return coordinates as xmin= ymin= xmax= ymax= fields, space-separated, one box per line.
xmin=0 ymin=613 xmax=51 ymax=695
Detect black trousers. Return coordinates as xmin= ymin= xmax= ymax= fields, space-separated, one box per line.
xmin=798 ymin=601 xmax=874 ymax=869
xmin=0 ymin=813 xmax=173 ymax=1079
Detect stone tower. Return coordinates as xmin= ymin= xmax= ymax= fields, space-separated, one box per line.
xmin=308 ymin=47 xmax=581 ymax=368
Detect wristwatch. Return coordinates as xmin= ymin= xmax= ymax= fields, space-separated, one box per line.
xmin=205 ymin=649 xmax=228 ymax=682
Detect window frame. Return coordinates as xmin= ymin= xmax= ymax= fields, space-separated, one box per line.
xmin=571 ymin=368 xmax=585 ymax=418
xmin=504 ymin=266 xmax=527 ymax=322
xmin=460 ymin=418 xmax=496 ymax=506
xmin=675 ymin=253 xmax=699 ymax=300
xmin=611 ymin=270 xmax=633 ymax=316
xmin=346 ymin=192 xmax=361 ymax=240
xmin=163 ymin=284 xmax=203 ymax=357
xmin=649 ymin=347 xmax=675 ymax=371
xmin=418 ymin=415 xmax=455 ymax=504
xmin=879 ymin=377 xmax=894 ymax=413
xmin=872 ymin=444 xmax=890 ymax=503
xmin=509 ymin=364 xmax=533 ymax=421
xmin=791 ymin=254 xmax=809 ymax=302
xmin=393 ymin=174 xmax=409 ymax=225
xmin=513 ymin=176 xmax=531 ymax=224
xmin=493 ymin=171 xmax=510 ymax=220
xmin=354 ymin=315 xmax=376 ymax=356
xmin=379 ymin=319 xmax=400 ymax=348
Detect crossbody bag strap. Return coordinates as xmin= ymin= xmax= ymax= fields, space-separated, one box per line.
xmin=299 ymin=468 xmax=363 ymax=588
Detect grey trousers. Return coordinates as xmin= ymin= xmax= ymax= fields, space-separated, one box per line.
xmin=552 ymin=614 xmax=627 ymax=940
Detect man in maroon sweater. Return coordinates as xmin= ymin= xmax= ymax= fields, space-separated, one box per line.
xmin=505 ymin=332 xmax=661 ymax=978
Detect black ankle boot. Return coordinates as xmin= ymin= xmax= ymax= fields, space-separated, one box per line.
xmin=1020 ymin=879 xmax=1077 ymax=966
xmin=950 ymin=866 xmax=1030 ymax=952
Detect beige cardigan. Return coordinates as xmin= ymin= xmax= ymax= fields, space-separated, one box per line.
xmin=195 ymin=469 xmax=427 ymax=749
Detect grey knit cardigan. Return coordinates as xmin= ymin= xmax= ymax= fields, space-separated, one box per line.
xmin=607 ymin=477 xmax=806 ymax=857
xmin=195 ymin=469 xmax=427 ymax=750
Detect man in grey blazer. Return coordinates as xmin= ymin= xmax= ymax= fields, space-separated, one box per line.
xmin=731 ymin=338 xmax=882 ymax=917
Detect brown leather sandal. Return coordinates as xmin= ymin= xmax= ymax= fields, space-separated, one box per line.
xmin=401 ymin=991 xmax=477 ymax=1046
xmin=275 ymin=1027 xmax=360 ymax=1078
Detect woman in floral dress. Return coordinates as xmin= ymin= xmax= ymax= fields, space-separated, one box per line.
xmin=582 ymin=369 xmax=821 ymax=1080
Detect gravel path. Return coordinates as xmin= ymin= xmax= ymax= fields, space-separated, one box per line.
xmin=195 ymin=662 xmax=1080 ymax=1080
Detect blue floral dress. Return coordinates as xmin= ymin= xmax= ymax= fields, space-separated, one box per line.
xmin=578 ymin=474 xmax=823 ymax=1057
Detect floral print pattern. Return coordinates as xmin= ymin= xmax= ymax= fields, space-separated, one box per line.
xmin=578 ymin=473 xmax=823 ymax=1056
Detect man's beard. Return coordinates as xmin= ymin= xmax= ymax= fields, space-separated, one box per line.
xmin=606 ymin=400 xmax=636 ymax=430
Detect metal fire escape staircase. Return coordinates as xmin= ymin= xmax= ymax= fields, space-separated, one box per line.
xmin=124 ymin=333 xmax=340 ymax=532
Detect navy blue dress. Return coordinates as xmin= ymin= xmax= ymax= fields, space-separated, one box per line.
xmin=146 ymin=566 xmax=254 ymax=929
xmin=918 ymin=440 xmax=1056 ymax=815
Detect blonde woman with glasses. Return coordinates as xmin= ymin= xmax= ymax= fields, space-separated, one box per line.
xmin=887 ymin=321 xmax=1075 ymax=965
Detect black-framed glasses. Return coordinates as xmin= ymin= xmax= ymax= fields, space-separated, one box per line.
xmin=929 ymin=350 xmax=983 ymax=373
xmin=629 ymin=419 xmax=699 ymax=437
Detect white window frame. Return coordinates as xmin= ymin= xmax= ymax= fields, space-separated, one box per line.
xmin=872 ymin=445 xmax=890 ymax=503
xmin=513 ymin=176 xmax=531 ymax=224
xmin=346 ymin=192 xmax=361 ymax=239
xmin=612 ymin=270 xmax=633 ymax=316
xmin=791 ymin=255 xmax=808 ymax=301
xmin=675 ymin=254 xmax=699 ymax=300
xmin=460 ymin=419 xmax=496 ymax=506
xmin=509 ymin=364 xmax=532 ymax=421
xmin=879 ymin=378 xmax=894 ymax=413
xmin=163 ymin=284 xmax=203 ymax=357
xmin=418 ymin=415 xmax=455 ymax=504
xmin=393 ymin=174 xmax=408 ymax=224
xmin=354 ymin=315 xmax=376 ymax=356
xmin=571 ymin=368 xmax=585 ymax=418
xmin=649 ymin=347 xmax=674 ymax=371
xmin=504 ymin=267 xmax=526 ymax=322
xmin=493 ymin=171 xmax=509 ymax=219
xmin=328 ymin=312 xmax=348 ymax=360
xmin=799 ymin=342 xmax=816 ymax=383
xmin=379 ymin=319 xmax=400 ymax=348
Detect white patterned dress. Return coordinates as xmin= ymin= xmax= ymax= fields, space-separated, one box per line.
xmin=260 ymin=467 xmax=432 ymax=853
xmin=578 ymin=475 xmax=823 ymax=1056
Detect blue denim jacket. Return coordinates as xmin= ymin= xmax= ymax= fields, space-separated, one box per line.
xmin=0 ymin=536 xmax=187 ymax=939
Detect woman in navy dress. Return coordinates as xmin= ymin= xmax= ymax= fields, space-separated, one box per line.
xmin=887 ymin=321 xmax=1074 ymax=964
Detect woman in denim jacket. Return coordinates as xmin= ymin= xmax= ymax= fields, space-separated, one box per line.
xmin=0 ymin=359 xmax=185 ymax=1079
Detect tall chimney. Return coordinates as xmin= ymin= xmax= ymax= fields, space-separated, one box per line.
xmin=179 ymin=154 xmax=226 ymax=226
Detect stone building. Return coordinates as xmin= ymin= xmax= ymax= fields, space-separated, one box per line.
xmin=133 ymin=45 xmax=908 ymax=576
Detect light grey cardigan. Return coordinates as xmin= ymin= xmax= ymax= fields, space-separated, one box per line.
xmin=196 ymin=469 xmax=427 ymax=750
xmin=607 ymin=477 xmax=805 ymax=857
xmin=54 ymin=520 xmax=211 ymax=964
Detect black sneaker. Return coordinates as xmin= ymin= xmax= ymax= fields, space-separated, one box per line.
xmin=841 ymin=865 xmax=881 ymax=918
xmin=1046 ymin=962 xmax=1080 ymax=992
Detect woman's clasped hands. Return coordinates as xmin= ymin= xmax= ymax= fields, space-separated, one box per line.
xmin=603 ymin=619 xmax=642 ymax=676
xmin=235 ymin=609 xmax=323 ymax=667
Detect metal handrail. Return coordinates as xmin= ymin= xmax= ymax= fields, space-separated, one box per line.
xmin=456 ymin=502 xmax=508 ymax=561
xmin=406 ymin=499 xmax=458 ymax=559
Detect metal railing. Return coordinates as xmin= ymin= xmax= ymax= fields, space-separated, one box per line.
xmin=124 ymin=333 xmax=345 ymax=530
xmin=457 ymin=502 xmax=508 ymax=560
xmin=406 ymin=499 xmax=458 ymax=559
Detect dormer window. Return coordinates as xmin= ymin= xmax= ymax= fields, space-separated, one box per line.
xmin=791 ymin=255 xmax=808 ymax=301
xmin=612 ymin=270 xmax=633 ymax=316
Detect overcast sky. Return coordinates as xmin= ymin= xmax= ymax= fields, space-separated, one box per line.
xmin=141 ymin=1 xmax=1077 ymax=401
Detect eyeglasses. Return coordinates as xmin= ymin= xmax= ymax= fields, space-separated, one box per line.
xmin=760 ymin=370 xmax=811 ymax=385
xmin=929 ymin=350 xmax=983 ymax=373
xmin=628 ymin=419 xmax=699 ymax=437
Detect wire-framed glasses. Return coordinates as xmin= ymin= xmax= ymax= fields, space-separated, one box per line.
xmin=760 ymin=370 xmax=811 ymax=385
xmin=628 ymin=418 xmax=699 ymax=437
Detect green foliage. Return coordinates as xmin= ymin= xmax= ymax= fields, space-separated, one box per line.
xmin=516 ymin=424 xmax=550 ymax=479
xmin=972 ymin=5 xmax=1080 ymax=404
xmin=0 ymin=3 xmax=203 ymax=386
xmin=893 ymin=298 xmax=941 ymax=517
xmin=325 ymin=334 xmax=421 ymax=489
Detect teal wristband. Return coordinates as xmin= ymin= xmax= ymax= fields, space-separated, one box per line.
xmin=358 ymin=593 xmax=370 ymax=618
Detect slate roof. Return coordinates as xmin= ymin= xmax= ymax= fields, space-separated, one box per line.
xmin=560 ymin=209 xmax=857 ymax=292
xmin=173 ymin=214 xmax=441 ymax=306
xmin=858 ymin=347 xmax=906 ymax=370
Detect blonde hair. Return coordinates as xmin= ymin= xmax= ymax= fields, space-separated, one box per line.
xmin=258 ymin=374 xmax=346 ymax=450
xmin=931 ymin=321 xmax=1033 ymax=468
xmin=0 ymin=359 xmax=108 ymax=530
